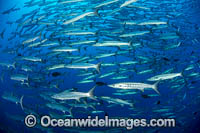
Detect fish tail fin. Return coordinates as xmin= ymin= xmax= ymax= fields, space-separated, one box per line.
xmin=153 ymin=81 xmax=160 ymax=95
xmin=54 ymin=19 xmax=58 ymax=25
xmin=26 ymin=76 xmax=30 ymax=87
xmin=12 ymin=62 xmax=16 ymax=69
xmin=167 ymin=19 xmax=170 ymax=25
xmin=54 ymin=83 xmax=59 ymax=89
xmin=128 ymin=40 xmax=132 ymax=47
xmin=88 ymin=85 xmax=97 ymax=100
xmin=94 ymin=9 xmax=100 ymax=17
xmin=180 ymin=70 xmax=184 ymax=77
xmin=96 ymin=62 xmax=101 ymax=73
xmin=130 ymin=103 xmax=134 ymax=108
xmin=149 ymin=28 xmax=153 ymax=34
xmin=20 ymin=95 xmax=24 ymax=111
xmin=0 ymin=72 xmax=4 ymax=83
xmin=130 ymin=100 xmax=135 ymax=108
xmin=39 ymin=30 xmax=42 ymax=41
xmin=78 ymin=47 xmax=81 ymax=53
xmin=95 ymin=30 xmax=99 ymax=36
xmin=123 ymin=22 xmax=126 ymax=28
xmin=0 ymin=32 xmax=3 ymax=39
xmin=0 ymin=29 xmax=5 ymax=39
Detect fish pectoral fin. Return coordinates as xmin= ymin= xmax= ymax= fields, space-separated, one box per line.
xmin=76 ymin=98 xmax=81 ymax=102
xmin=130 ymin=103 xmax=134 ymax=108
xmin=140 ymin=88 xmax=144 ymax=92
xmin=89 ymin=96 xmax=98 ymax=101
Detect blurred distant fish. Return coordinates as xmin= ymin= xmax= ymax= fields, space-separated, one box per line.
xmin=52 ymin=47 xmax=78 ymax=52
xmin=137 ymin=20 xmax=167 ymax=26
xmin=65 ymin=63 xmax=101 ymax=73
xmin=0 ymin=62 xmax=16 ymax=69
xmin=99 ymin=71 xmax=115 ymax=78
xmin=21 ymin=65 xmax=32 ymax=72
xmin=22 ymin=36 xmax=40 ymax=45
xmin=2 ymin=92 xmax=24 ymax=110
xmin=2 ymin=5 xmax=20 ymax=14
xmin=120 ymin=0 xmax=138 ymax=8
xmin=21 ymin=56 xmax=42 ymax=62
xmin=120 ymin=31 xmax=150 ymax=37
xmin=0 ymin=72 xmax=5 ymax=83
xmin=46 ymin=103 xmax=72 ymax=116
xmin=0 ymin=29 xmax=6 ymax=39
xmin=77 ymin=79 xmax=94 ymax=84
xmin=100 ymin=96 xmax=134 ymax=107
xmin=63 ymin=11 xmax=98 ymax=25
xmin=47 ymin=64 xmax=66 ymax=70
xmin=147 ymin=72 xmax=183 ymax=81
xmin=93 ymin=41 xmax=131 ymax=47
xmin=10 ymin=74 xmax=28 ymax=83
xmin=159 ymin=33 xmax=179 ymax=40
xmin=128 ymin=5 xmax=150 ymax=10
xmin=58 ymin=0 xmax=84 ymax=4
xmin=92 ymin=110 xmax=104 ymax=114
xmin=95 ymin=0 xmax=119 ymax=8
xmin=64 ymin=31 xmax=96 ymax=36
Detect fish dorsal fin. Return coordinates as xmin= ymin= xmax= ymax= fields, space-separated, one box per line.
xmin=62 ymin=89 xmax=71 ymax=93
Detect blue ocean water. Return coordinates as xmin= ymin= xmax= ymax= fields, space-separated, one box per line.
xmin=0 ymin=0 xmax=200 ymax=132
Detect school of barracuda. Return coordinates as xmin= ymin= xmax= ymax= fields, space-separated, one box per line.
xmin=0 ymin=0 xmax=200 ymax=132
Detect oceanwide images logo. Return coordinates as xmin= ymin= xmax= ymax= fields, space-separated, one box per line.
xmin=24 ymin=115 xmax=176 ymax=129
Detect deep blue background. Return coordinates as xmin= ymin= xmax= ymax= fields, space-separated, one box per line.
xmin=0 ymin=0 xmax=200 ymax=133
